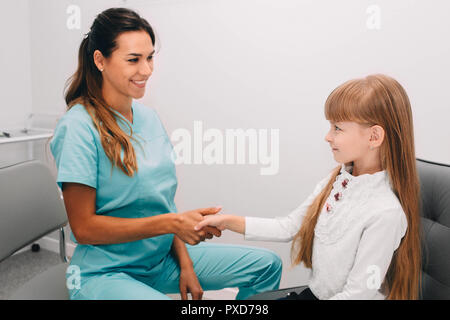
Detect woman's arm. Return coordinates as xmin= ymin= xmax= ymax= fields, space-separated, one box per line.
xmin=171 ymin=236 xmax=204 ymax=300
xmin=63 ymin=182 xmax=221 ymax=245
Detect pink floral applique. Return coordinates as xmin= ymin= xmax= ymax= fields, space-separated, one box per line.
xmin=342 ymin=179 xmax=349 ymax=188
xmin=334 ymin=192 xmax=342 ymax=201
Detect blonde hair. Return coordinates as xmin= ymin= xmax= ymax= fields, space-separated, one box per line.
xmin=291 ymin=74 xmax=421 ymax=299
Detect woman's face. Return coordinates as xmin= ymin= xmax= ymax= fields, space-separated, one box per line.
xmin=98 ymin=30 xmax=155 ymax=100
xmin=324 ymin=121 xmax=372 ymax=164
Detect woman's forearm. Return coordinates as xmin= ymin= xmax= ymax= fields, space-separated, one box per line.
xmin=75 ymin=213 xmax=180 ymax=245
xmin=171 ymin=235 xmax=194 ymax=269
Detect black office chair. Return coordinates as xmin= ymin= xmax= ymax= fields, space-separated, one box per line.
xmin=0 ymin=160 xmax=70 ymax=299
xmin=417 ymin=158 xmax=450 ymax=299
xmin=248 ymin=158 xmax=450 ymax=300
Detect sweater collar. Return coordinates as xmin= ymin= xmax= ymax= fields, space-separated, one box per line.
xmin=339 ymin=163 xmax=389 ymax=187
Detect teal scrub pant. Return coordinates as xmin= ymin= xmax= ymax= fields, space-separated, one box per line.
xmin=69 ymin=242 xmax=282 ymax=300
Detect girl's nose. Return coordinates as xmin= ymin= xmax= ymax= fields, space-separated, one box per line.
xmin=325 ymin=130 xmax=332 ymax=143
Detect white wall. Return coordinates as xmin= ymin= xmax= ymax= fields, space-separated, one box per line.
xmin=3 ymin=0 xmax=450 ymax=290
xmin=0 ymin=0 xmax=32 ymax=129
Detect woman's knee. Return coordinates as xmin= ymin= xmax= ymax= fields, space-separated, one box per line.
xmin=249 ymin=247 xmax=283 ymax=276
xmin=264 ymin=251 xmax=283 ymax=276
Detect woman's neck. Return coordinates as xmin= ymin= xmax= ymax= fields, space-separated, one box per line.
xmin=102 ymin=81 xmax=133 ymax=122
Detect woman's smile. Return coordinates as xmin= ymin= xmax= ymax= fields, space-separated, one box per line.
xmin=130 ymin=79 xmax=147 ymax=88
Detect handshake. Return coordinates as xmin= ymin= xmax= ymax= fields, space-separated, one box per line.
xmin=172 ymin=206 xmax=223 ymax=245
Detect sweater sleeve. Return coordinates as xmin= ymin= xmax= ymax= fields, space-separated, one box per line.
xmin=244 ymin=172 xmax=332 ymax=242
xmin=328 ymin=206 xmax=408 ymax=300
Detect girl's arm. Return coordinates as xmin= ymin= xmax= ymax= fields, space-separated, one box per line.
xmin=196 ymin=173 xmax=332 ymax=240
xmin=328 ymin=207 xmax=407 ymax=300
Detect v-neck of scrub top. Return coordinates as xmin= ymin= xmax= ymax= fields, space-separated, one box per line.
xmin=110 ymin=101 xmax=139 ymax=134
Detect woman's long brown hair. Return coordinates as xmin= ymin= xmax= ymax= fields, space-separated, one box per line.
xmin=291 ymin=74 xmax=421 ymax=299
xmin=63 ymin=8 xmax=156 ymax=176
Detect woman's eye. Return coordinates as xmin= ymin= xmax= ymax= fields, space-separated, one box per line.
xmin=129 ymin=56 xmax=152 ymax=63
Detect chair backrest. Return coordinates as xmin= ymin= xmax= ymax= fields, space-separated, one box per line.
xmin=417 ymin=159 xmax=450 ymax=299
xmin=0 ymin=160 xmax=67 ymax=262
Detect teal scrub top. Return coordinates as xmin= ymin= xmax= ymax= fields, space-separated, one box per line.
xmin=50 ymin=101 xmax=178 ymax=275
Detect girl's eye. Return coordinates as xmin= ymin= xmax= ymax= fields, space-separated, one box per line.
xmin=148 ymin=56 xmax=153 ymax=60
xmin=334 ymin=125 xmax=341 ymax=131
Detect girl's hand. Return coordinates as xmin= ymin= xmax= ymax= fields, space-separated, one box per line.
xmin=195 ymin=214 xmax=230 ymax=231
xmin=179 ymin=267 xmax=203 ymax=300
xmin=195 ymin=214 xmax=245 ymax=234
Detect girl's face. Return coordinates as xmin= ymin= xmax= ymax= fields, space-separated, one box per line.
xmin=325 ymin=121 xmax=373 ymax=164
xmin=99 ymin=30 xmax=155 ymax=100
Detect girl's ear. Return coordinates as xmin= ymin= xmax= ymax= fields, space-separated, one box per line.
xmin=369 ymin=125 xmax=385 ymax=149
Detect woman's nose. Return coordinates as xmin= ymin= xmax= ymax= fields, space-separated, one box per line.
xmin=140 ymin=61 xmax=153 ymax=77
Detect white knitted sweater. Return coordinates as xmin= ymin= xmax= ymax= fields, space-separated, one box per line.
xmin=245 ymin=163 xmax=408 ymax=300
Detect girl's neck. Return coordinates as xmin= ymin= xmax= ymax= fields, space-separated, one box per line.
xmin=350 ymin=160 xmax=383 ymax=177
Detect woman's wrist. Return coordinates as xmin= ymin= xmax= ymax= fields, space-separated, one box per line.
xmin=168 ymin=212 xmax=182 ymax=235
xmin=171 ymin=234 xmax=194 ymax=269
xmin=179 ymin=259 xmax=194 ymax=270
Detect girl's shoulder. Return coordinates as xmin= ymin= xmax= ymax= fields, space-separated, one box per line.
xmin=370 ymin=184 xmax=403 ymax=211
xmin=366 ymin=188 xmax=408 ymax=230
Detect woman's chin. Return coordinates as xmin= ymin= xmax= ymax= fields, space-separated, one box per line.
xmin=131 ymin=91 xmax=145 ymax=99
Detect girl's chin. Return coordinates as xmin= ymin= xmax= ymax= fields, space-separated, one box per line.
xmin=332 ymin=155 xmax=348 ymax=165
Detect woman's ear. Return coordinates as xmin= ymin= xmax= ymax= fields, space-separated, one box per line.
xmin=93 ymin=49 xmax=105 ymax=72
xmin=369 ymin=125 xmax=385 ymax=149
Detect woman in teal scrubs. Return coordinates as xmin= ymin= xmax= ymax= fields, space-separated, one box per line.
xmin=50 ymin=8 xmax=281 ymax=300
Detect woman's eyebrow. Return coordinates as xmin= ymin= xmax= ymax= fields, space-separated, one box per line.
xmin=127 ymin=50 xmax=155 ymax=57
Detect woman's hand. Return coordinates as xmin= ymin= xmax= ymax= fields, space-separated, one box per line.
xmin=179 ymin=266 xmax=204 ymax=300
xmin=174 ymin=207 xmax=223 ymax=245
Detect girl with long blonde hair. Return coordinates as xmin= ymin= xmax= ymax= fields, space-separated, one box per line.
xmin=197 ymin=74 xmax=422 ymax=299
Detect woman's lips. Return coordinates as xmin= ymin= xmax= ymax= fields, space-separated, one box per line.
xmin=131 ymin=80 xmax=146 ymax=88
